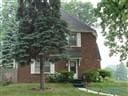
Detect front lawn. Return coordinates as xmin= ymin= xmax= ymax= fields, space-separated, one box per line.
xmin=0 ymin=81 xmax=127 ymax=96
xmin=0 ymin=83 xmax=100 ymax=96
xmin=88 ymin=81 xmax=128 ymax=96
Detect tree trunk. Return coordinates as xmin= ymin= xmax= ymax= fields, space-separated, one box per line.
xmin=40 ymin=56 xmax=45 ymax=90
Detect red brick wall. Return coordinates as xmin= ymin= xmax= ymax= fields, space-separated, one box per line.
xmin=17 ymin=64 xmax=40 ymax=83
xmin=55 ymin=61 xmax=67 ymax=72
xmin=17 ymin=32 xmax=101 ymax=82
xmin=79 ymin=33 xmax=101 ymax=76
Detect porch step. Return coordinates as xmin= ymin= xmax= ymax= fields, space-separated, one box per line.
xmin=72 ymin=79 xmax=83 ymax=83
xmin=73 ymin=83 xmax=84 ymax=88
xmin=72 ymin=79 xmax=85 ymax=88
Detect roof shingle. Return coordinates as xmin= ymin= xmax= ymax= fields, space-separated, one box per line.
xmin=61 ymin=11 xmax=96 ymax=33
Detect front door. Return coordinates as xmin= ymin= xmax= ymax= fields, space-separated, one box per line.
xmin=69 ymin=59 xmax=78 ymax=79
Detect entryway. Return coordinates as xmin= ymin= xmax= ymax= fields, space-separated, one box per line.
xmin=68 ymin=58 xmax=80 ymax=79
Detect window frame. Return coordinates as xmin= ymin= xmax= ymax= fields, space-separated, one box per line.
xmin=30 ymin=59 xmax=55 ymax=74
xmin=69 ymin=32 xmax=81 ymax=47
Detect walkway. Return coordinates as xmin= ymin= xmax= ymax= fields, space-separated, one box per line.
xmin=78 ymin=88 xmax=118 ymax=96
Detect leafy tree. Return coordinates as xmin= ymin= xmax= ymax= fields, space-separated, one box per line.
xmin=61 ymin=0 xmax=97 ymax=26
xmin=95 ymin=0 xmax=128 ymax=62
xmin=17 ymin=0 xmax=68 ymax=90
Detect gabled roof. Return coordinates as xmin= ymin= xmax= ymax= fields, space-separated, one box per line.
xmin=61 ymin=11 xmax=97 ymax=36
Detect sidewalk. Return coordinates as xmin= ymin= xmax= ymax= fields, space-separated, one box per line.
xmin=78 ymin=88 xmax=118 ymax=96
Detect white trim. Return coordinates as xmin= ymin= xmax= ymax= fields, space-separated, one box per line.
xmin=30 ymin=59 xmax=36 ymax=74
xmin=30 ymin=59 xmax=55 ymax=74
xmin=77 ymin=33 xmax=81 ymax=47
xmin=68 ymin=58 xmax=81 ymax=79
xmin=13 ymin=59 xmax=18 ymax=69
xmin=68 ymin=60 xmax=70 ymax=72
xmin=70 ymin=32 xmax=81 ymax=47
xmin=50 ymin=62 xmax=55 ymax=74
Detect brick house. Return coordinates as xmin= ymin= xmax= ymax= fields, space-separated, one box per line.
xmin=17 ymin=11 xmax=101 ymax=83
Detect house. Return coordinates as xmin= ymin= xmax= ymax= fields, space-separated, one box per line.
xmin=17 ymin=11 xmax=101 ymax=83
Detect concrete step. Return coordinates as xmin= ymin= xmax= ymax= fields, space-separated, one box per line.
xmin=73 ymin=83 xmax=84 ymax=88
xmin=72 ymin=79 xmax=85 ymax=88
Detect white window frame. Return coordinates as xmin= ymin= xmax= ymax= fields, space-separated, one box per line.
xmin=70 ymin=32 xmax=81 ymax=47
xmin=30 ymin=59 xmax=55 ymax=74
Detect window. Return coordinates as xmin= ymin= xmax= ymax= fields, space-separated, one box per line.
xmin=69 ymin=33 xmax=81 ymax=47
xmin=35 ymin=60 xmax=40 ymax=73
xmin=30 ymin=59 xmax=55 ymax=74
xmin=44 ymin=61 xmax=50 ymax=72
xmin=70 ymin=33 xmax=77 ymax=46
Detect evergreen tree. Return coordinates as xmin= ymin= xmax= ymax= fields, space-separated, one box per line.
xmin=17 ymin=0 xmax=68 ymax=90
xmin=0 ymin=0 xmax=68 ymax=90
xmin=0 ymin=0 xmax=18 ymax=68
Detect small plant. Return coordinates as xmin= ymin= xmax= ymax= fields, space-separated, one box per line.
xmin=82 ymin=70 xmax=100 ymax=82
xmin=60 ymin=71 xmax=73 ymax=82
xmin=98 ymin=69 xmax=111 ymax=79
xmin=48 ymin=71 xmax=73 ymax=83
xmin=47 ymin=74 xmax=58 ymax=83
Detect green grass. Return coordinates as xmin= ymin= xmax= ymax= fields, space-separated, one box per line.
xmin=0 ymin=81 xmax=127 ymax=96
xmin=87 ymin=80 xmax=128 ymax=96
xmin=0 ymin=83 xmax=100 ymax=96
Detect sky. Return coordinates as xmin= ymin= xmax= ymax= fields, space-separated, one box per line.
xmin=0 ymin=0 xmax=120 ymax=68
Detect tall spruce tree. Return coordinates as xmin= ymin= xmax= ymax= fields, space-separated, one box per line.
xmin=1 ymin=0 xmax=18 ymax=68
xmin=17 ymin=0 xmax=68 ymax=90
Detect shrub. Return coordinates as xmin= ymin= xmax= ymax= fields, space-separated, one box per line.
xmin=47 ymin=74 xmax=58 ymax=83
xmin=60 ymin=71 xmax=73 ymax=82
xmin=48 ymin=71 xmax=73 ymax=83
xmin=82 ymin=70 xmax=100 ymax=82
xmin=98 ymin=69 xmax=111 ymax=79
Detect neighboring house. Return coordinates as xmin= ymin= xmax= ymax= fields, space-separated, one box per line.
xmin=18 ymin=11 xmax=101 ymax=83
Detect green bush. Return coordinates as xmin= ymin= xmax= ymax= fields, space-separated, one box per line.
xmin=98 ymin=69 xmax=111 ymax=79
xmin=47 ymin=74 xmax=58 ymax=83
xmin=82 ymin=70 xmax=100 ymax=82
xmin=60 ymin=71 xmax=73 ymax=82
xmin=48 ymin=71 xmax=73 ymax=83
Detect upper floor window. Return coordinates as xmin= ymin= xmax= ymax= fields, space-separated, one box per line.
xmin=70 ymin=33 xmax=77 ymax=46
xmin=69 ymin=33 xmax=81 ymax=47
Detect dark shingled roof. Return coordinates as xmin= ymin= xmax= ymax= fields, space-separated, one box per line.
xmin=61 ymin=11 xmax=96 ymax=33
